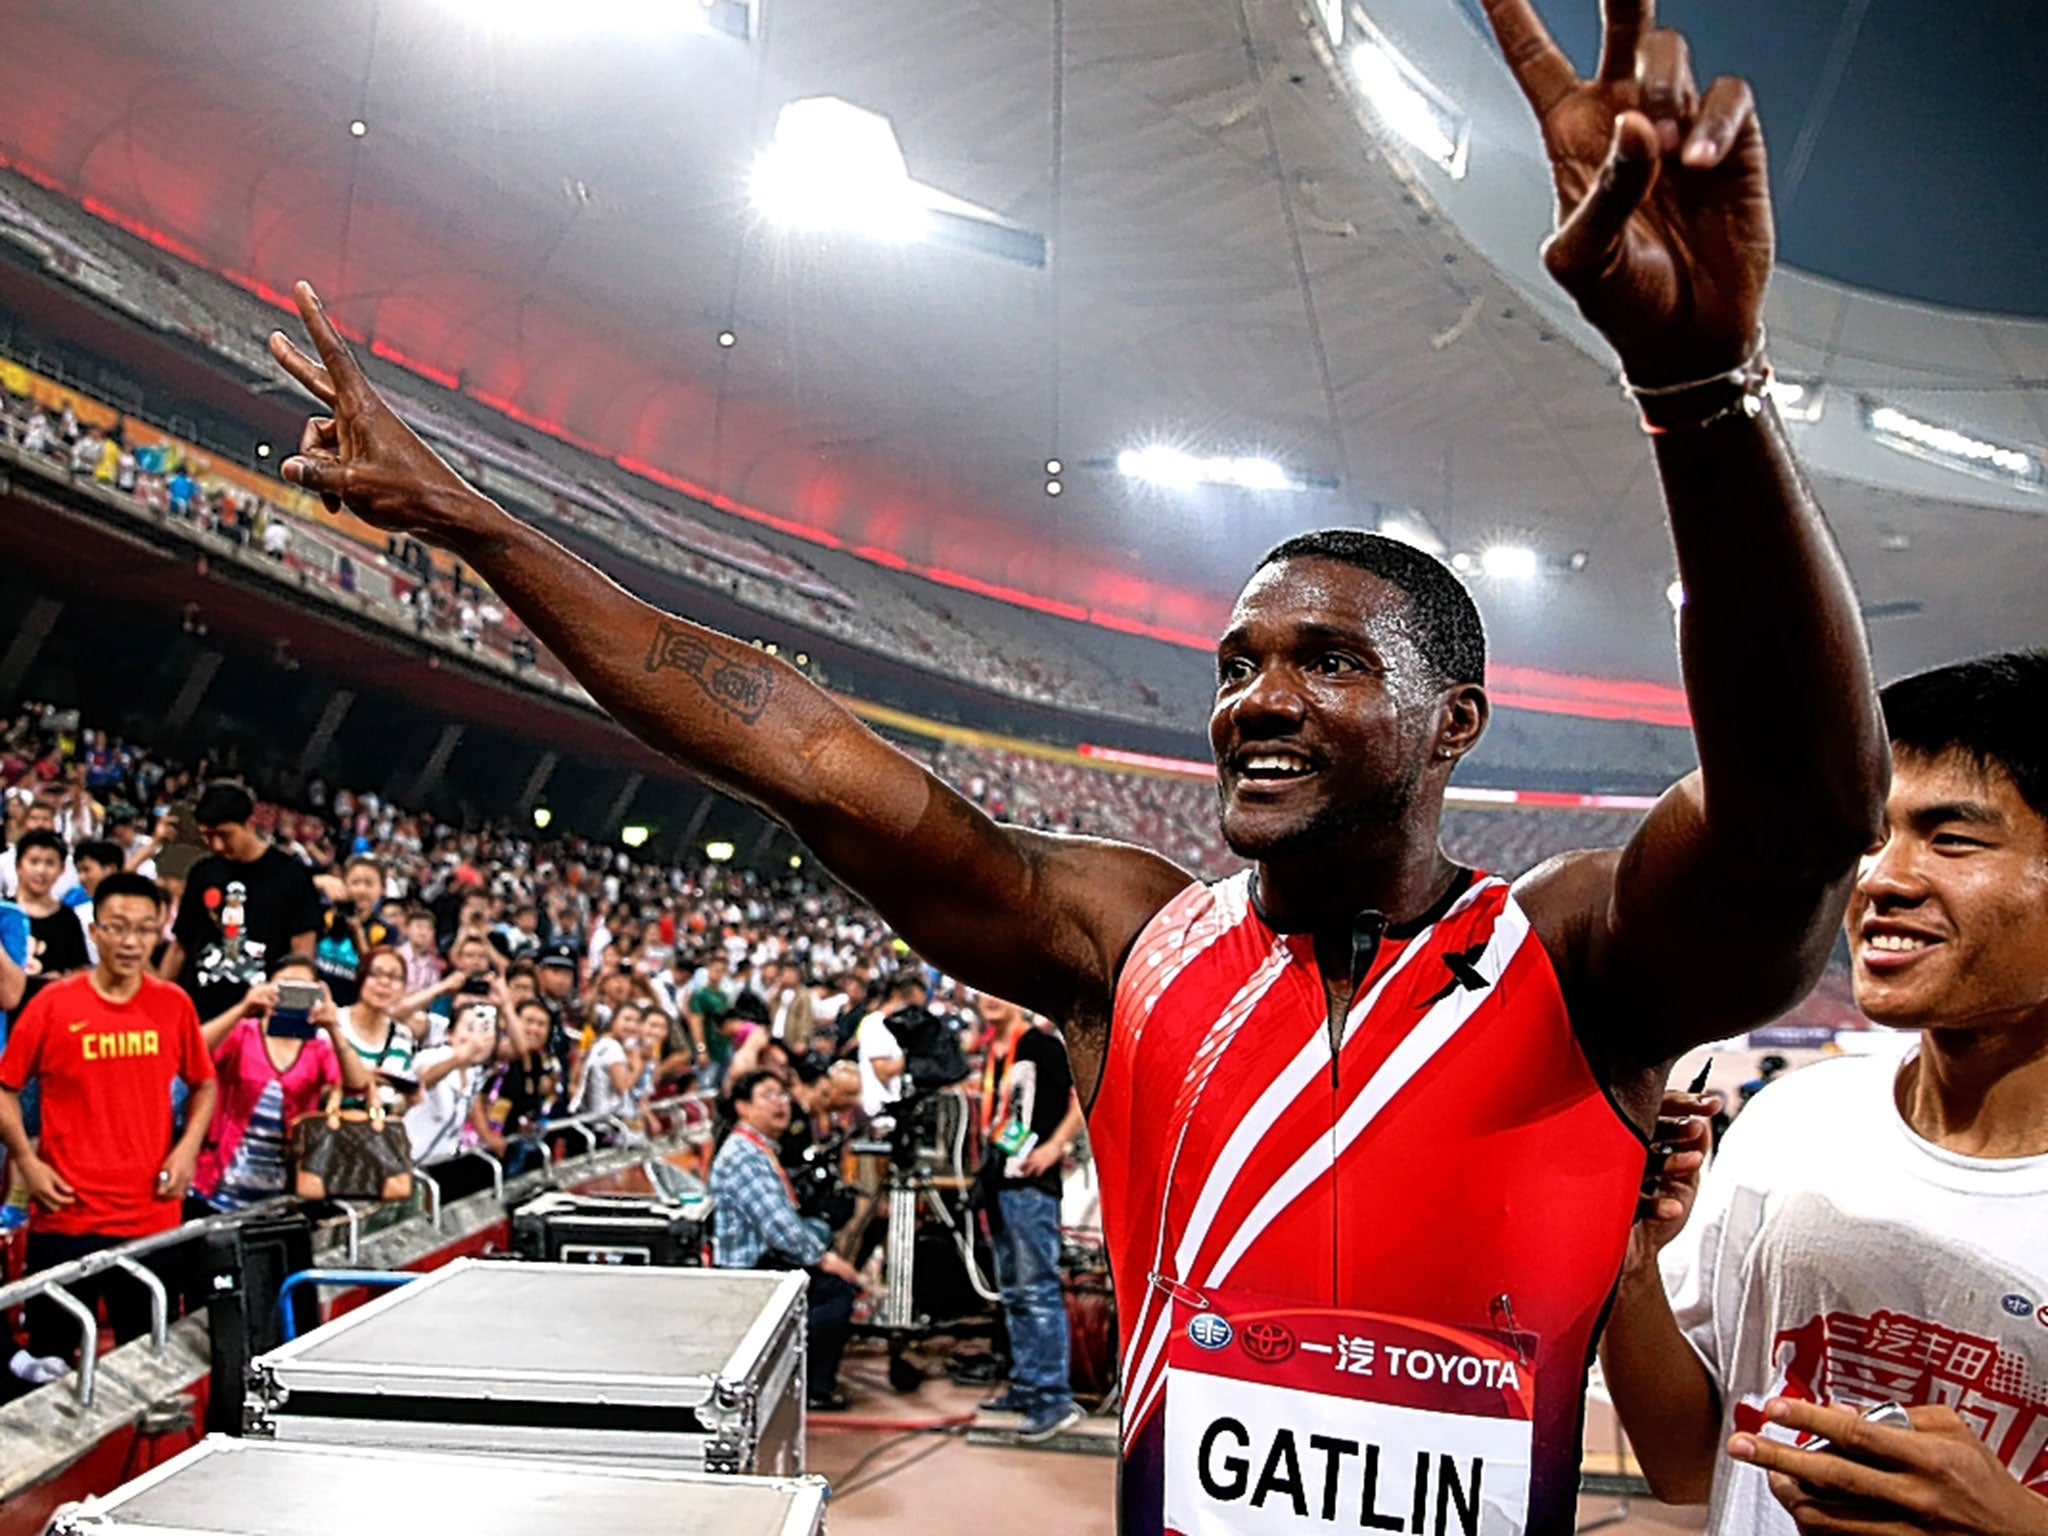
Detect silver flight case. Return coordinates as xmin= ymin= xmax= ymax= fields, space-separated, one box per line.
xmin=244 ymin=1259 xmax=809 ymax=1474
xmin=45 ymin=1437 xmax=828 ymax=1536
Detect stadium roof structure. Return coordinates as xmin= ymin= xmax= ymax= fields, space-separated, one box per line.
xmin=2 ymin=0 xmax=2043 ymax=698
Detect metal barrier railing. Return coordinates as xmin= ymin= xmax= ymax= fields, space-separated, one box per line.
xmin=0 ymin=1197 xmax=292 ymax=1407
xmin=275 ymin=1269 xmax=420 ymax=1343
xmin=539 ymin=1089 xmax=713 ymax=1157
xmin=0 ymin=1092 xmax=712 ymax=1406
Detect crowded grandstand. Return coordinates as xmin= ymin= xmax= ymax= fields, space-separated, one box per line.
xmin=3 ymin=2 xmax=2044 ymax=1536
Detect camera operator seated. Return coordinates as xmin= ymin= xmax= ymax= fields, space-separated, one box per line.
xmin=710 ymin=1069 xmax=863 ymax=1412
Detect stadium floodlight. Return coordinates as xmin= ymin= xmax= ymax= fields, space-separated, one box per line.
xmin=531 ymin=807 xmax=552 ymax=829
xmin=1349 ymin=20 xmax=1469 ymax=179
xmin=1864 ymin=400 xmax=2044 ymax=489
xmin=1667 ymin=578 xmax=1686 ymax=612
xmin=620 ymin=825 xmax=650 ymax=848
xmin=1479 ymin=544 xmax=1539 ymax=579
xmin=705 ymin=840 xmax=736 ymax=862
xmin=1116 ymin=445 xmax=1302 ymax=492
xmin=751 ymin=98 xmax=931 ymax=243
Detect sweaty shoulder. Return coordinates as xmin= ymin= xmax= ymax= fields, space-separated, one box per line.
xmin=1511 ymin=843 xmax=1622 ymax=986
xmin=1026 ymin=832 xmax=1200 ymax=1108
xmin=1024 ymin=830 xmax=1197 ymax=1005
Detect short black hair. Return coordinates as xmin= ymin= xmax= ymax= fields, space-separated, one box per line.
xmin=75 ymin=839 xmax=124 ymax=871
xmin=1256 ymin=529 xmax=1486 ymax=687
xmin=1881 ymin=650 xmax=2048 ymax=819
xmin=728 ymin=1069 xmax=782 ymax=1107
xmin=14 ymin=828 xmax=67 ymax=863
xmin=92 ymin=871 xmax=165 ymax=912
xmin=195 ymin=780 xmax=256 ymax=827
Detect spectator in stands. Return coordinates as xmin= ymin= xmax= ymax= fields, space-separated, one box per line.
xmin=812 ymin=970 xmax=865 ymax=1053
xmin=161 ymin=782 xmax=321 ymax=1022
xmin=336 ymin=945 xmax=422 ymax=1112
xmin=473 ymin=997 xmax=554 ymax=1175
xmin=12 ymin=831 xmax=89 ymax=1010
xmin=0 ymin=795 xmax=77 ymax=901
xmin=398 ymin=906 xmax=442 ymax=991
xmin=710 ymin=1070 xmax=863 ymax=1410
xmin=571 ymin=1000 xmax=646 ymax=1122
xmin=104 ymin=810 xmax=165 ymax=879
xmin=974 ymin=994 xmax=1085 ymax=1441
xmin=493 ymin=902 xmax=543 ymax=962
xmin=69 ymin=838 xmax=125 ymax=932
xmin=426 ymin=932 xmax=500 ymax=1042
xmin=312 ymin=854 xmax=391 ymax=1006
xmin=770 ymin=960 xmax=816 ymax=1058
xmin=0 ymin=873 xmax=216 ymax=1385
xmin=404 ymin=995 xmax=497 ymax=1165
xmin=193 ymin=955 xmax=372 ymax=1211
xmin=0 ymin=901 xmax=25 ymax=1039
xmin=687 ymin=954 xmax=736 ymax=1087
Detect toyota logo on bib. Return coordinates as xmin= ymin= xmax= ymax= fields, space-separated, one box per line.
xmin=1187 ymin=1313 xmax=1234 ymax=1351
xmin=1240 ymin=1319 xmax=1297 ymax=1364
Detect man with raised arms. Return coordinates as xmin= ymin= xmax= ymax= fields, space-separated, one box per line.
xmin=266 ymin=2 xmax=1887 ymax=1528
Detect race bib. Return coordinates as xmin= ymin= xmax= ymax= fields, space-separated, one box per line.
xmin=1163 ymin=1290 xmax=1535 ymax=1536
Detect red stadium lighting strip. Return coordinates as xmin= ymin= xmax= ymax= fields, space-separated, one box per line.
xmin=3 ymin=156 xmax=1702 ymax=728
xmin=370 ymin=339 xmax=461 ymax=392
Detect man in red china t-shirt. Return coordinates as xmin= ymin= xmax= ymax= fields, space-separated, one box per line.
xmin=0 ymin=871 xmax=216 ymax=1384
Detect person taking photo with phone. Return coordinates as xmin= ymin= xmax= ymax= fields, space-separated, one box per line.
xmin=191 ymin=953 xmax=375 ymax=1212
xmin=1604 ymin=653 xmax=2048 ymax=1536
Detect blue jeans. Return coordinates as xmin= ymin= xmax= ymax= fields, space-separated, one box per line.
xmin=991 ymin=1186 xmax=1072 ymax=1412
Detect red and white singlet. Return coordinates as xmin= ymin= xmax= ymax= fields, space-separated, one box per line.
xmin=1088 ymin=869 xmax=1647 ymax=1536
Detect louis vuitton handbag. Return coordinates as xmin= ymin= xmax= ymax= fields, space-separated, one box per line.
xmin=290 ymin=1088 xmax=415 ymax=1203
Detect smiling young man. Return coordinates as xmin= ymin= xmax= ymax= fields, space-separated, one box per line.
xmin=1604 ymin=651 xmax=2048 ymax=1536
xmin=259 ymin=3 xmax=1888 ymax=1527
xmin=0 ymin=872 xmax=217 ymax=1383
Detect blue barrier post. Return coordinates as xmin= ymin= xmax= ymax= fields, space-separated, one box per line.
xmin=277 ymin=1268 xmax=420 ymax=1342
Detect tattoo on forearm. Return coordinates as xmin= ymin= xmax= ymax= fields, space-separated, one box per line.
xmin=643 ymin=619 xmax=774 ymax=723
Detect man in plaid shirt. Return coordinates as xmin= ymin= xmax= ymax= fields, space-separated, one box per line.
xmin=710 ymin=1069 xmax=863 ymax=1410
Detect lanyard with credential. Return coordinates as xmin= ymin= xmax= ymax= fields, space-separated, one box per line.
xmin=734 ymin=1124 xmax=799 ymax=1206
xmin=978 ymin=1031 xmax=1020 ymax=1138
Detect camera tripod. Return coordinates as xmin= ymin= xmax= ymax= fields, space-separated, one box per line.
xmin=855 ymin=1092 xmax=1000 ymax=1391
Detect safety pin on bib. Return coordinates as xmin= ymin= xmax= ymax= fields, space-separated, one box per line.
xmin=1490 ymin=1291 xmax=1532 ymax=1366
xmin=1151 ymin=1273 xmax=1211 ymax=1311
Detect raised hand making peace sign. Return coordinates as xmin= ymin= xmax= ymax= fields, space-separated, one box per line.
xmin=1480 ymin=0 xmax=1770 ymax=387
xmin=268 ymin=281 xmax=480 ymax=542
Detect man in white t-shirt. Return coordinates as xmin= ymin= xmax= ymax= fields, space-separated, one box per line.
xmin=1605 ymin=650 xmax=2048 ymax=1536
xmin=403 ymin=1004 xmax=496 ymax=1165
xmin=854 ymin=973 xmax=926 ymax=1119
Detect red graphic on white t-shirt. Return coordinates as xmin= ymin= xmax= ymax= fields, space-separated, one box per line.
xmin=1737 ymin=1308 xmax=2048 ymax=1492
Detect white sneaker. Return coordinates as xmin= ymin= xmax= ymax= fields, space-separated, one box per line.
xmin=10 ymin=1348 xmax=69 ymax=1384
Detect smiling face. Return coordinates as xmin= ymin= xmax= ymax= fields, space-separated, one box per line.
xmin=1848 ymin=750 xmax=2048 ymax=1033
xmin=1209 ymin=558 xmax=1481 ymax=862
xmin=344 ymin=861 xmax=383 ymax=914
